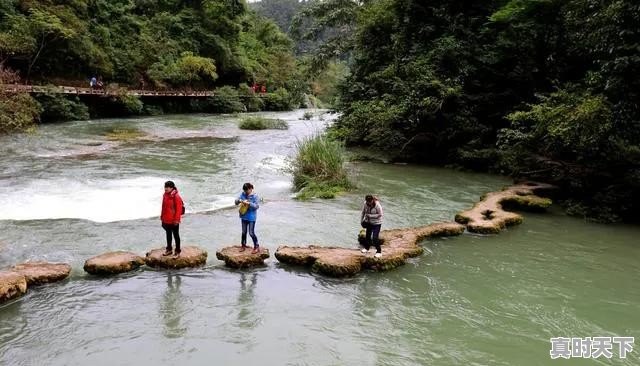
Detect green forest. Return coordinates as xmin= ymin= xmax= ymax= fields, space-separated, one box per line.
xmin=0 ymin=0 xmax=319 ymax=128
xmin=294 ymin=0 xmax=639 ymax=222
xmin=1 ymin=0 xmax=639 ymax=222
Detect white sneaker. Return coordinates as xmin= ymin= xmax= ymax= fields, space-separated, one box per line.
xmin=361 ymin=248 xmax=369 ymax=254
xmin=374 ymin=252 xmax=382 ymax=258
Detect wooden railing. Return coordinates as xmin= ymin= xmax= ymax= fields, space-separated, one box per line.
xmin=0 ymin=84 xmax=268 ymax=98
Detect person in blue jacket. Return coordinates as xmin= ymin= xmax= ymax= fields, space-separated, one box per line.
xmin=234 ymin=182 xmax=260 ymax=253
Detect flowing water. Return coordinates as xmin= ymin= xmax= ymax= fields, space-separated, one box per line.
xmin=0 ymin=111 xmax=638 ymax=366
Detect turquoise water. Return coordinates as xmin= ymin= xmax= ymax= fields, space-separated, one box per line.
xmin=0 ymin=111 xmax=638 ymax=365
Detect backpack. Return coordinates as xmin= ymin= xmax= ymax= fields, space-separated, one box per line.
xmin=175 ymin=196 xmax=186 ymax=215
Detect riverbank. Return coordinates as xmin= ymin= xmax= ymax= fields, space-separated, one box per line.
xmin=0 ymin=85 xmax=311 ymax=135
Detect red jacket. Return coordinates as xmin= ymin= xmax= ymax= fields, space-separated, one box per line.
xmin=161 ymin=189 xmax=183 ymax=224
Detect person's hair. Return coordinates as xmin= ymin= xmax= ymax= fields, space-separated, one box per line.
xmin=164 ymin=181 xmax=176 ymax=189
xmin=365 ymin=194 xmax=376 ymax=203
xmin=242 ymin=182 xmax=254 ymax=192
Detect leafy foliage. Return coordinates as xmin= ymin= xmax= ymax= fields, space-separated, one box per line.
xmin=291 ymin=133 xmax=352 ymax=200
xmin=36 ymin=93 xmax=90 ymax=123
xmin=324 ymin=0 xmax=640 ymax=221
xmin=239 ymin=116 xmax=288 ymax=130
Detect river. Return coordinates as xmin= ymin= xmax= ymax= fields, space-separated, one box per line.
xmin=1 ymin=110 xmax=638 ymax=365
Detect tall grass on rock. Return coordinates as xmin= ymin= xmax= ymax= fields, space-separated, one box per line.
xmin=239 ymin=117 xmax=288 ymax=130
xmin=291 ymin=134 xmax=352 ymax=199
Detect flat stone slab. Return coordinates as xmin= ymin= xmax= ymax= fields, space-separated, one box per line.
xmin=215 ymin=246 xmax=270 ymax=268
xmin=84 ymin=251 xmax=145 ymax=275
xmin=0 ymin=271 xmax=27 ymax=304
xmin=11 ymin=261 xmax=71 ymax=286
xmin=455 ymin=182 xmax=555 ymax=234
xmin=275 ymin=222 xmax=465 ymax=277
xmin=145 ymin=246 xmax=208 ymax=269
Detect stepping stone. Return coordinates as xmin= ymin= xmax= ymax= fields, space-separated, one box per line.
xmin=275 ymin=222 xmax=465 ymax=277
xmin=145 ymin=246 xmax=207 ymax=269
xmin=215 ymin=246 xmax=270 ymax=268
xmin=84 ymin=251 xmax=145 ymax=275
xmin=0 ymin=271 xmax=27 ymax=304
xmin=11 ymin=261 xmax=71 ymax=286
xmin=455 ymin=182 xmax=555 ymax=234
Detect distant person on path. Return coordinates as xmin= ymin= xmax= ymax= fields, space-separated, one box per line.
xmin=161 ymin=181 xmax=184 ymax=256
xmin=360 ymin=195 xmax=384 ymax=258
xmin=89 ymin=76 xmax=97 ymax=89
xmin=234 ymin=182 xmax=260 ymax=253
xmin=260 ymin=85 xmax=266 ymax=94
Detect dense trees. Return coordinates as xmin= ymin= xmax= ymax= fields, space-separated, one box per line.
xmin=0 ymin=0 xmax=307 ymax=129
xmin=316 ymin=0 xmax=639 ymax=222
xmin=0 ymin=0 xmax=297 ymax=89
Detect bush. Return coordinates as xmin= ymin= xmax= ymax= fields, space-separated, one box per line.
xmin=239 ymin=117 xmax=288 ymax=130
xmin=115 ymin=95 xmax=144 ymax=114
xmin=264 ymin=88 xmax=296 ymax=111
xmin=36 ymin=94 xmax=89 ymax=122
xmin=290 ymin=133 xmax=352 ymax=199
xmin=238 ymin=83 xmax=265 ymax=112
xmin=301 ymin=111 xmax=313 ymax=120
xmin=0 ymin=92 xmax=42 ymax=134
xmin=208 ymin=86 xmax=245 ymax=113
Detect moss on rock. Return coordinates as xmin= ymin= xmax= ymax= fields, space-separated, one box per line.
xmin=455 ymin=182 xmax=555 ymax=234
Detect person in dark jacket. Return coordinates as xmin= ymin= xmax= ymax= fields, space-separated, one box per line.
xmin=161 ymin=181 xmax=184 ymax=256
xmin=360 ymin=194 xmax=384 ymax=258
xmin=234 ymin=182 xmax=260 ymax=253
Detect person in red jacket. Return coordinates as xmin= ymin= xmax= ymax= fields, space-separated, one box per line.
xmin=161 ymin=181 xmax=184 ymax=256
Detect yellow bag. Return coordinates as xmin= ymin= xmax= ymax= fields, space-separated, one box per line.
xmin=239 ymin=202 xmax=249 ymax=215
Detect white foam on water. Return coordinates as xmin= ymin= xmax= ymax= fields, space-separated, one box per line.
xmin=255 ymin=155 xmax=290 ymax=171
xmin=264 ymin=180 xmax=292 ymax=189
xmin=0 ymin=177 xmax=167 ymax=223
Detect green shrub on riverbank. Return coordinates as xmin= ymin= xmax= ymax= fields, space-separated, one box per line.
xmin=264 ymin=88 xmax=296 ymax=111
xmin=36 ymin=94 xmax=90 ymax=123
xmin=291 ymin=134 xmax=352 ymax=199
xmin=0 ymin=93 xmax=41 ymax=134
xmin=239 ymin=117 xmax=288 ymax=130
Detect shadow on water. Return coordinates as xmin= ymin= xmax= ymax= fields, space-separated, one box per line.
xmin=161 ymin=273 xmax=187 ymax=339
xmin=237 ymin=272 xmax=258 ymax=329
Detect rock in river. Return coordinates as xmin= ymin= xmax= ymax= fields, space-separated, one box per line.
xmin=84 ymin=251 xmax=145 ymax=275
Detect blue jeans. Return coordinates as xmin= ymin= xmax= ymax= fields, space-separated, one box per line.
xmin=241 ymin=220 xmax=258 ymax=248
xmin=365 ymin=224 xmax=382 ymax=253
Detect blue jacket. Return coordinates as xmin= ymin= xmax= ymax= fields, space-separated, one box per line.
xmin=235 ymin=192 xmax=259 ymax=221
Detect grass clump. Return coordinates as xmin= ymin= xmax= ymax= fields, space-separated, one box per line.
xmin=105 ymin=127 xmax=146 ymax=141
xmin=239 ymin=116 xmax=288 ymax=130
xmin=291 ymin=133 xmax=352 ymax=199
xmin=301 ymin=111 xmax=313 ymax=120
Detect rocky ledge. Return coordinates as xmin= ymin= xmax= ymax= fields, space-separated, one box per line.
xmin=0 ymin=271 xmax=27 ymax=304
xmin=145 ymin=246 xmax=208 ymax=269
xmin=11 ymin=261 xmax=71 ymax=286
xmin=454 ymin=182 xmax=555 ymax=234
xmin=84 ymin=251 xmax=145 ymax=275
xmin=275 ymin=222 xmax=465 ymax=277
xmin=215 ymin=246 xmax=270 ymax=268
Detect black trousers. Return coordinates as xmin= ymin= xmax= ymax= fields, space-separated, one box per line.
xmin=162 ymin=223 xmax=180 ymax=251
xmin=364 ymin=224 xmax=382 ymax=253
